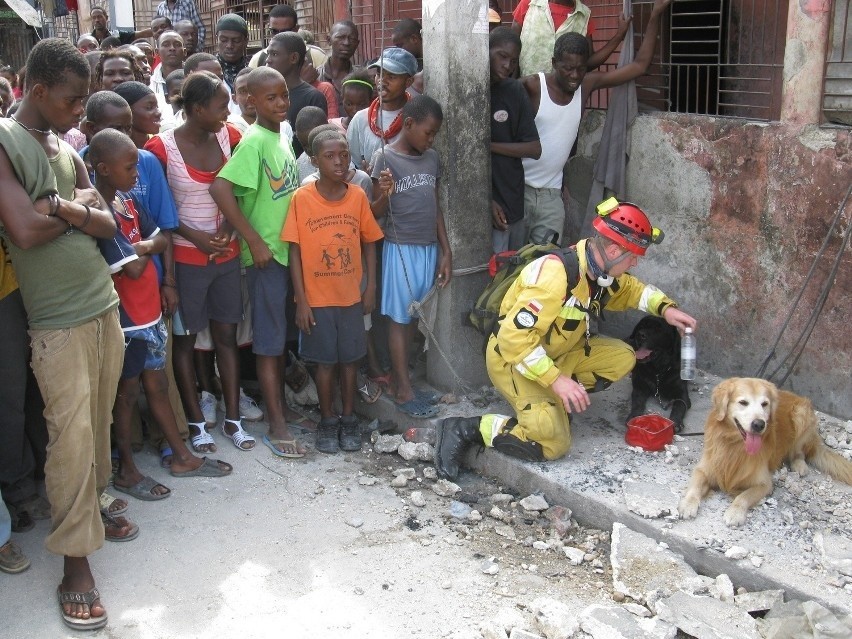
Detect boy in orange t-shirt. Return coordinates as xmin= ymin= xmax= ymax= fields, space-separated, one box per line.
xmin=282 ymin=129 xmax=383 ymax=454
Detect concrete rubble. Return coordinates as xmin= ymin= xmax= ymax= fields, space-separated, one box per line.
xmin=621 ymin=479 xmax=680 ymax=519
xmin=758 ymin=600 xmax=852 ymax=639
xmin=610 ymin=522 xmax=698 ymax=603
xmin=655 ymin=591 xmax=762 ymax=639
xmin=579 ymin=604 xmax=675 ymax=639
xmin=530 ymin=597 xmax=579 ymax=639
xmin=349 ymin=379 xmax=852 ymax=639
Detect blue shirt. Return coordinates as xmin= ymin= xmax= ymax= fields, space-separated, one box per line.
xmin=82 ymin=146 xmax=179 ymax=281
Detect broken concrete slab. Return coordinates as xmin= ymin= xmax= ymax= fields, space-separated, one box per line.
xmin=610 ymin=523 xmax=698 ymax=604
xmin=710 ymin=574 xmax=735 ymax=602
xmin=758 ymin=600 xmax=852 ymax=639
xmin=508 ymin=629 xmax=544 ymax=639
xmin=654 ymin=591 xmax=761 ymax=639
xmin=733 ymin=589 xmax=784 ymax=613
xmin=580 ymin=604 xmax=676 ymax=639
xmin=813 ymin=531 xmax=852 ymax=577
xmin=530 ymin=597 xmax=579 ymax=639
xmin=622 ymin=479 xmax=679 ymax=519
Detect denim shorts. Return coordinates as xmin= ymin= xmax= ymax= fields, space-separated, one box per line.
xmin=121 ymin=319 xmax=168 ymax=379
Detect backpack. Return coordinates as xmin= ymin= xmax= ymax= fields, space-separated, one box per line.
xmin=469 ymin=241 xmax=580 ymax=336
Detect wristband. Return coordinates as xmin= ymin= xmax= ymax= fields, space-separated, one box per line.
xmin=48 ymin=194 xmax=60 ymax=217
xmin=78 ymin=204 xmax=92 ymax=230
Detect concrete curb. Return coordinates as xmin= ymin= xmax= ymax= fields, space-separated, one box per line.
xmin=361 ymin=372 xmax=852 ymax=616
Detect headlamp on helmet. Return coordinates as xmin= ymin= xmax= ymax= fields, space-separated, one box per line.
xmin=593 ymin=197 xmax=664 ymax=256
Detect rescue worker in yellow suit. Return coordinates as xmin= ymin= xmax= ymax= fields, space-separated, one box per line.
xmin=436 ymin=199 xmax=697 ymax=478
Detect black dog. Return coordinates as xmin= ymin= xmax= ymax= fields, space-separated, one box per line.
xmin=626 ymin=315 xmax=691 ymax=432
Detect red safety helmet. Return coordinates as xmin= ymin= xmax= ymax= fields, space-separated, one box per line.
xmin=592 ymin=197 xmax=664 ymax=256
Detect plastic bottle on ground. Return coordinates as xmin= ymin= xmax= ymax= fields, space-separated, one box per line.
xmin=403 ymin=427 xmax=437 ymax=445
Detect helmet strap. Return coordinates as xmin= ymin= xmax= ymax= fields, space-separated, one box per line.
xmin=589 ymin=237 xmax=632 ymax=286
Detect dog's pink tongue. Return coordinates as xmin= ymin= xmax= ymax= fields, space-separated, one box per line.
xmin=634 ymin=348 xmax=652 ymax=361
xmin=744 ymin=432 xmax=763 ymax=455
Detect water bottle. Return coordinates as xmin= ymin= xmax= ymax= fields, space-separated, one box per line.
xmin=680 ymin=327 xmax=696 ymax=380
xmin=403 ymin=427 xmax=436 ymax=445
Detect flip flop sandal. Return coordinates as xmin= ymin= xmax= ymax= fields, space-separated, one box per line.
xmin=112 ymin=475 xmax=171 ymax=502
xmin=159 ymin=446 xmax=173 ymax=469
xmin=262 ymin=434 xmax=305 ymax=458
xmin=356 ymin=373 xmax=382 ymax=404
xmin=170 ymin=456 xmax=233 ymax=477
xmin=101 ymin=512 xmax=139 ymax=542
xmin=413 ymin=388 xmax=442 ymax=405
xmin=395 ymin=397 xmax=440 ymax=419
xmin=57 ymin=585 xmax=108 ymax=630
xmin=98 ymin=492 xmax=128 ymax=516
xmin=223 ymin=418 xmax=256 ymax=450
xmin=189 ymin=422 xmax=216 ymax=453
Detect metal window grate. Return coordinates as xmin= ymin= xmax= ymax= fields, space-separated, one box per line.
xmin=350 ymin=0 xmax=421 ymax=64
xmin=587 ymin=0 xmax=787 ymax=122
xmin=823 ymin=0 xmax=852 ymax=126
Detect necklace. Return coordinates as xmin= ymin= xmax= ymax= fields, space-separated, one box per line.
xmin=10 ymin=115 xmax=52 ymax=136
xmin=367 ymin=94 xmax=409 ymax=141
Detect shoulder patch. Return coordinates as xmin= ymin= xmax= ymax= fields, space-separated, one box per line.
xmin=514 ymin=309 xmax=537 ymax=329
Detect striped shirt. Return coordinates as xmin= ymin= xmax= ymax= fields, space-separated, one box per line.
xmin=145 ymin=124 xmax=241 ymax=265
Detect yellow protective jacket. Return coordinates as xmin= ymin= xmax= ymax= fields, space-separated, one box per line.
xmin=489 ymin=239 xmax=677 ymax=388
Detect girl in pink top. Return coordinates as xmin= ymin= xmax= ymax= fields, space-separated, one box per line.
xmin=145 ymin=71 xmax=255 ymax=454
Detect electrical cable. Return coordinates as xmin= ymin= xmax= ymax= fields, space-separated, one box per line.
xmin=755 ymin=179 xmax=852 ymax=384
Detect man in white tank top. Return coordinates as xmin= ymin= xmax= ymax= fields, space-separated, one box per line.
xmin=520 ymin=0 xmax=671 ymax=245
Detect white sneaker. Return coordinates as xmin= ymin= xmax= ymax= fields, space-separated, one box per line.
xmin=219 ymin=388 xmax=264 ymax=422
xmin=199 ymin=390 xmax=218 ymax=426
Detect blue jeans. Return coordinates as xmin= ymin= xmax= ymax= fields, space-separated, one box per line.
xmin=0 ymin=500 xmax=10 ymax=546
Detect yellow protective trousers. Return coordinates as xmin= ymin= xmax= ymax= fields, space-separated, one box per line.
xmin=483 ymin=335 xmax=635 ymax=460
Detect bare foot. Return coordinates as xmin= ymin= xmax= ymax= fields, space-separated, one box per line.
xmin=61 ymin=557 xmax=106 ymax=621
xmin=168 ymin=453 xmax=204 ymax=476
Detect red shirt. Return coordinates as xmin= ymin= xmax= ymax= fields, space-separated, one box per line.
xmin=513 ymin=0 xmax=596 ymax=36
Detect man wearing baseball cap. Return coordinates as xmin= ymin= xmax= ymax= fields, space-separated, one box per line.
xmin=346 ymin=47 xmax=418 ymax=172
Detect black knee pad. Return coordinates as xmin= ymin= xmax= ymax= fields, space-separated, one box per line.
xmin=492 ymin=433 xmax=545 ymax=461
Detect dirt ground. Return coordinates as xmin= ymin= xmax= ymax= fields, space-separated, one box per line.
xmin=0 ymin=415 xmax=648 ymax=639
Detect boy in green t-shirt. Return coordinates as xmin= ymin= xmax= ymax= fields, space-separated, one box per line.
xmin=211 ymin=66 xmax=306 ymax=458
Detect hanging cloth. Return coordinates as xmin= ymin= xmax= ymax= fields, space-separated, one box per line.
xmin=580 ymin=0 xmax=638 ymax=236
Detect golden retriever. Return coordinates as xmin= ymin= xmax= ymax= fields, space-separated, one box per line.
xmin=679 ymin=377 xmax=852 ymax=527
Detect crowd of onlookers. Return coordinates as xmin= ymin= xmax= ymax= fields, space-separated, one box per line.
xmin=0 ymin=0 xmax=672 ymax=631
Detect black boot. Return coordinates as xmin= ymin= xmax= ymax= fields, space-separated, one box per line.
xmin=435 ymin=416 xmax=483 ymax=479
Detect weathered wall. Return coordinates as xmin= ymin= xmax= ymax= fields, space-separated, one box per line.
xmin=568 ymin=0 xmax=852 ymax=417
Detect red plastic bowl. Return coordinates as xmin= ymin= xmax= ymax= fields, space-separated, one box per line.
xmin=625 ymin=414 xmax=675 ymax=452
